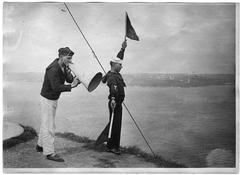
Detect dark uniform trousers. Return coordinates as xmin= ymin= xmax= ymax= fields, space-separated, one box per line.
xmin=107 ymin=101 xmax=123 ymax=149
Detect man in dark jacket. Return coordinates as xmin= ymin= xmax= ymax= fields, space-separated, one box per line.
xmin=36 ymin=47 xmax=80 ymax=162
xmin=101 ymin=40 xmax=127 ymax=155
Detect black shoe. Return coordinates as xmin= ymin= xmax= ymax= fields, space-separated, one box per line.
xmin=107 ymin=148 xmax=121 ymax=155
xmin=46 ymin=154 xmax=65 ymax=162
xmin=111 ymin=148 xmax=121 ymax=155
xmin=106 ymin=147 xmax=111 ymax=152
xmin=36 ymin=145 xmax=43 ymax=152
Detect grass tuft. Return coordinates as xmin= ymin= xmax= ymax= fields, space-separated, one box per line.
xmin=121 ymin=145 xmax=186 ymax=168
xmin=55 ymin=132 xmax=93 ymax=143
xmin=3 ymin=125 xmax=37 ymax=150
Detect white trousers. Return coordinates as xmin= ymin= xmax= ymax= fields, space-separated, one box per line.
xmin=37 ymin=96 xmax=58 ymax=155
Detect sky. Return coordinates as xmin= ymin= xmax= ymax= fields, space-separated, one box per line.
xmin=3 ymin=2 xmax=236 ymax=74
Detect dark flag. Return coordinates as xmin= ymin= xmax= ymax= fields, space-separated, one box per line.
xmin=95 ymin=123 xmax=110 ymax=145
xmin=126 ymin=12 xmax=139 ymax=41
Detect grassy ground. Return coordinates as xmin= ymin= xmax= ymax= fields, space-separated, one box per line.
xmin=56 ymin=132 xmax=186 ymax=168
xmin=3 ymin=125 xmax=37 ymax=150
xmin=3 ymin=126 xmax=185 ymax=169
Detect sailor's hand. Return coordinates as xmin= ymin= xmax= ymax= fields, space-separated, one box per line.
xmin=122 ymin=40 xmax=127 ymax=49
xmin=65 ymin=65 xmax=70 ymax=71
xmin=76 ymin=77 xmax=81 ymax=84
xmin=65 ymin=65 xmax=76 ymax=78
xmin=71 ymin=77 xmax=80 ymax=88
xmin=111 ymin=98 xmax=116 ymax=109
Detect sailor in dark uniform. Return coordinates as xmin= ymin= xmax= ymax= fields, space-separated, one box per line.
xmin=101 ymin=40 xmax=127 ymax=155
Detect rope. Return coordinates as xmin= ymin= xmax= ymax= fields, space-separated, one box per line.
xmin=122 ymin=103 xmax=156 ymax=157
xmin=64 ymin=3 xmax=106 ymax=74
xmin=63 ymin=2 xmax=156 ymax=157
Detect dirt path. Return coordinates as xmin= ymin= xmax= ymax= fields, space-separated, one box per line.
xmin=3 ymin=136 xmax=157 ymax=170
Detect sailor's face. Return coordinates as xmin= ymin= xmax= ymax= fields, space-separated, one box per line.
xmin=115 ymin=63 xmax=122 ymax=72
xmin=62 ymin=55 xmax=73 ymax=66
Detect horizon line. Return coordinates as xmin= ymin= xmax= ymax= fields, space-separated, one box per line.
xmin=3 ymin=71 xmax=236 ymax=75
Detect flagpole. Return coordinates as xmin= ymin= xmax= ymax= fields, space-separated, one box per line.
xmin=125 ymin=12 xmax=127 ymax=41
xmin=63 ymin=3 xmax=106 ymax=74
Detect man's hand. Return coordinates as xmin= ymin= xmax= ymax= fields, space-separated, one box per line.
xmin=122 ymin=40 xmax=127 ymax=49
xmin=111 ymin=99 xmax=116 ymax=109
xmin=71 ymin=77 xmax=80 ymax=88
xmin=65 ymin=66 xmax=73 ymax=76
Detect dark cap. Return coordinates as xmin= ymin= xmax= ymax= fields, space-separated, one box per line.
xmin=58 ymin=47 xmax=74 ymax=56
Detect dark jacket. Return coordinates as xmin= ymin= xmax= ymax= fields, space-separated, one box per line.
xmin=102 ymin=71 xmax=126 ymax=103
xmin=40 ymin=59 xmax=73 ymax=100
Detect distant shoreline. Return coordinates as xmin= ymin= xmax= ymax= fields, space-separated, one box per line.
xmin=3 ymin=72 xmax=235 ymax=87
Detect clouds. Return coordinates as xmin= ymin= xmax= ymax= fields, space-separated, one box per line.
xmin=3 ymin=2 xmax=236 ymax=74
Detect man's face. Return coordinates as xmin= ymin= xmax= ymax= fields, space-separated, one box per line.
xmin=61 ymin=55 xmax=73 ymax=66
xmin=114 ymin=62 xmax=122 ymax=73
